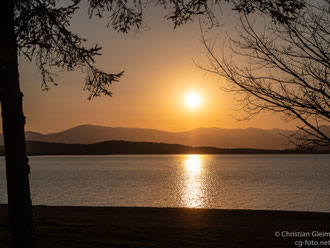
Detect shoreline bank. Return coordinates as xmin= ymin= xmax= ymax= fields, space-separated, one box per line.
xmin=1 ymin=205 xmax=329 ymax=247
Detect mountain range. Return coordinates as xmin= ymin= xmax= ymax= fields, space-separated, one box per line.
xmin=0 ymin=124 xmax=298 ymax=149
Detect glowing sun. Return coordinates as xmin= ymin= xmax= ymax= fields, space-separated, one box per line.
xmin=186 ymin=93 xmax=200 ymax=108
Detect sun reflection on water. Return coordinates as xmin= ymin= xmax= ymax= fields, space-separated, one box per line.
xmin=182 ymin=155 xmax=205 ymax=208
xmin=185 ymin=155 xmax=202 ymax=173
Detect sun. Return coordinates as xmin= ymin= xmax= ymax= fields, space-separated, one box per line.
xmin=186 ymin=93 xmax=200 ymax=108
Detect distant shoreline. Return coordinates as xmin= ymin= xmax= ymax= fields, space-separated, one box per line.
xmin=1 ymin=204 xmax=330 ymax=248
xmin=1 ymin=140 xmax=329 ymax=156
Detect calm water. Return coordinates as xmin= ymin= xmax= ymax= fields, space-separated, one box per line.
xmin=0 ymin=154 xmax=330 ymax=212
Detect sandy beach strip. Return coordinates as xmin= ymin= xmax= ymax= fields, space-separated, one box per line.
xmin=1 ymin=205 xmax=329 ymax=248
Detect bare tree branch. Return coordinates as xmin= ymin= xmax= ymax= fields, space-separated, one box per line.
xmin=198 ymin=1 xmax=330 ymax=147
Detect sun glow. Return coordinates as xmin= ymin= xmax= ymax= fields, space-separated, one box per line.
xmin=186 ymin=93 xmax=200 ymax=108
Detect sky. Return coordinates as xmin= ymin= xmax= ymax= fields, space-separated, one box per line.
xmin=17 ymin=3 xmax=300 ymax=134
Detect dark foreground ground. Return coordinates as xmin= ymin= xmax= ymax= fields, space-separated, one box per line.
xmin=1 ymin=205 xmax=330 ymax=248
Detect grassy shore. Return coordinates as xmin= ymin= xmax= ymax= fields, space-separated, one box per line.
xmin=1 ymin=205 xmax=329 ymax=248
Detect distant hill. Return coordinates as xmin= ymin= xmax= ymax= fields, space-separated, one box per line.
xmin=0 ymin=124 xmax=299 ymax=149
xmin=0 ymin=140 xmax=325 ymax=156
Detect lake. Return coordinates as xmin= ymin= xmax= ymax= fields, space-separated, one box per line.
xmin=0 ymin=154 xmax=329 ymax=212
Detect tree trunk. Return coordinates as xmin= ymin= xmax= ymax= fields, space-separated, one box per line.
xmin=0 ymin=1 xmax=36 ymax=247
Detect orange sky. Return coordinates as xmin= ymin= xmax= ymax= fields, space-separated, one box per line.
xmin=16 ymin=4 xmax=299 ymax=134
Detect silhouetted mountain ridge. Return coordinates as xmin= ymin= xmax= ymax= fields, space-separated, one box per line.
xmin=1 ymin=124 xmax=327 ymax=149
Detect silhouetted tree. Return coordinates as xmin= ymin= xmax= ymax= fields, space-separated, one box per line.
xmin=200 ymin=0 xmax=329 ymax=147
xmin=0 ymin=0 xmax=304 ymax=247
